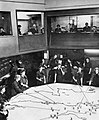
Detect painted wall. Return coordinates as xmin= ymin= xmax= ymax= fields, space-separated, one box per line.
xmin=45 ymin=0 xmax=99 ymax=10
xmin=0 ymin=0 xmax=45 ymax=4
xmin=0 ymin=0 xmax=45 ymax=58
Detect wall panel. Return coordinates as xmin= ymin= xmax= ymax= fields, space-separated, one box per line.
xmin=46 ymin=0 xmax=99 ymax=10
xmin=0 ymin=0 xmax=45 ymax=4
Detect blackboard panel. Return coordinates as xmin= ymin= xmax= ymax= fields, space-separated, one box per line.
xmin=0 ymin=51 xmax=43 ymax=81
xmin=0 ymin=57 xmax=12 ymax=78
xmin=0 ymin=56 xmax=20 ymax=78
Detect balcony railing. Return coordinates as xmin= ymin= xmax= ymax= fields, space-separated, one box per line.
xmin=18 ymin=34 xmax=46 ymax=52
xmin=49 ymin=33 xmax=99 ymax=49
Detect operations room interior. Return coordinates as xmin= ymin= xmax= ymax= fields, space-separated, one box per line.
xmin=0 ymin=0 xmax=99 ymax=120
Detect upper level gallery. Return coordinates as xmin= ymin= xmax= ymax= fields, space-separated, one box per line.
xmin=0 ymin=0 xmax=46 ymax=58
xmin=0 ymin=0 xmax=99 ymax=58
xmin=46 ymin=8 xmax=99 ymax=49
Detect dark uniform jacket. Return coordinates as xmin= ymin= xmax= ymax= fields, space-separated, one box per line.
xmin=0 ymin=110 xmax=9 ymax=120
xmin=11 ymin=81 xmax=23 ymax=97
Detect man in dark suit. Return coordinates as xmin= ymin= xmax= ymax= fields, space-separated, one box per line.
xmin=55 ymin=24 xmax=61 ymax=33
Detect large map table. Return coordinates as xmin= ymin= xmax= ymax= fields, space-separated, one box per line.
xmin=5 ymin=83 xmax=99 ymax=120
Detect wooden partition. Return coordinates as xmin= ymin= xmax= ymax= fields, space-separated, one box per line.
xmin=18 ymin=34 xmax=46 ymax=52
xmin=49 ymin=33 xmax=99 ymax=49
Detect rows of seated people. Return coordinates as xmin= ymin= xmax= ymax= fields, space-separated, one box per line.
xmin=36 ymin=54 xmax=99 ymax=88
xmin=52 ymin=22 xmax=98 ymax=33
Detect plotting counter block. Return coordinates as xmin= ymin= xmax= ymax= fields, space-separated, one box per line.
xmin=5 ymin=83 xmax=99 ymax=120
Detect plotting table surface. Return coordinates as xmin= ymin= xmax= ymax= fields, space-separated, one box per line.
xmin=5 ymin=83 xmax=99 ymax=120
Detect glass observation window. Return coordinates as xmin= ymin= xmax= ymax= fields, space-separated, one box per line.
xmin=17 ymin=11 xmax=44 ymax=36
xmin=0 ymin=11 xmax=12 ymax=36
xmin=51 ymin=14 xmax=99 ymax=33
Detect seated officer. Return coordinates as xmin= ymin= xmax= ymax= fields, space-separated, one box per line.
xmin=18 ymin=25 xmax=22 ymax=35
xmin=11 ymin=74 xmax=23 ymax=97
xmin=0 ymin=27 xmax=6 ymax=36
xmin=55 ymin=24 xmax=61 ymax=33
xmin=17 ymin=69 xmax=29 ymax=90
xmin=28 ymin=24 xmax=38 ymax=34
xmin=83 ymin=22 xmax=91 ymax=32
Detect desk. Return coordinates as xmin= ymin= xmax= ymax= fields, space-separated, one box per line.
xmin=5 ymin=83 xmax=99 ymax=120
